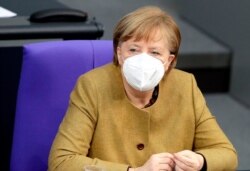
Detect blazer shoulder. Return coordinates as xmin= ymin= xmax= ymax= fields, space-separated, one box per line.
xmin=76 ymin=63 xmax=121 ymax=88
xmin=169 ymin=68 xmax=194 ymax=81
xmin=165 ymin=68 xmax=198 ymax=91
xmin=78 ymin=63 xmax=115 ymax=79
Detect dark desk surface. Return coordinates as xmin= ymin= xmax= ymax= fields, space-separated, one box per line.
xmin=1 ymin=0 xmax=104 ymax=40
xmin=2 ymin=0 xmax=65 ymax=16
xmin=0 ymin=16 xmax=104 ymax=40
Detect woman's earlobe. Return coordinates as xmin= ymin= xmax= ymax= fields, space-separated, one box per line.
xmin=117 ymin=55 xmax=121 ymax=65
xmin=116 ymin=47 xmax=121 ymax=65
xmin=168 ymin=54 xmax=175 ymax=63
xmin=117 ymin=54 xmax=123 ymax=65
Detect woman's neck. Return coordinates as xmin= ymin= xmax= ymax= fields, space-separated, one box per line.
xmin=123 ymin=78 xmax=154 ymax=109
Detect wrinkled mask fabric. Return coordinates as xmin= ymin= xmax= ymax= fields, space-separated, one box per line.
xmin=122 ymin=53 xmax=165 ymax=91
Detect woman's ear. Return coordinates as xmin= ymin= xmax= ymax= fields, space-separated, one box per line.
xmin=168 ymin=54 xmax=175 ymax=63
xmin=117 ymin=47 xmax=123 ymax=65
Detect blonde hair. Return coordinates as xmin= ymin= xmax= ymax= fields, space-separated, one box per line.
xmin=113 ymin=6 xmax=181 ymax=67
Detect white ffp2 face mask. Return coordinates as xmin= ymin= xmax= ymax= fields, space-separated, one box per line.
xmin=122 ymin=53 xmax=165 ymax=91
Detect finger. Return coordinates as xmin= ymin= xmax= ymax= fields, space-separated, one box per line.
xmin=158 ymin=163 xmax=174 ymax=171
xmin=174 ymin=153 xmax=195 ymax=168
xmin=175 ymin=150 xmax=192 ymax=157
xmin=174 ymin=157 xmax=193 ymax=171
xmin=157 ymin=152 xmax=174 ymax=159
xmin=158 ymin=157 xmax=175 ymax=168
xmin=175 ymin=165 xmax=185 ymax=171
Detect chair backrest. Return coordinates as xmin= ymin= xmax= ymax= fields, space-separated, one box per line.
xmin=10 ymin=40 xmax=113 ymax=171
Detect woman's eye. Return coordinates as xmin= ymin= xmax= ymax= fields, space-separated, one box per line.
xmin=151 ymin=51 xmax=161 ymax=56
xmin=129 ymin=48 xmax=140 ymax=55
xmin=129 ymin=48 xmax=137 ymax=52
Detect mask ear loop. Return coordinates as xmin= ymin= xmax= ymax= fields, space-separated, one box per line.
xmin=162 ymin=60 xmax=167 ymax=66
xmin=120 ymin=56 xmax=126 ymax=65
xmin=117 ymin=52 xmax=126 ymax=66
xmin=161 ymin=59 xmax=170 ymax=72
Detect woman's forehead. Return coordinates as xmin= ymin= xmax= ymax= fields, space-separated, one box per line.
xmin=122 ymin=34 xmax=168 ymax=49
xmin=123 ymin=28 xmax=168 ymax=46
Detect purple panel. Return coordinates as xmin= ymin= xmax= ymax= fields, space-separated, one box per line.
xmin=91 ymin=40 xmax=113 ymax=67
xmin=11 ymin=40 xmax=100 ymax=171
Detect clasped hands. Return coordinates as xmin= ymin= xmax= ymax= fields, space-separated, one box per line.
xmin=129 ymin=150 xmax=204 ymax=171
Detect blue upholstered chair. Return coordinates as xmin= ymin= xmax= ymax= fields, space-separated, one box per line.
xmin=10 ymin=40 xmax=113 ymax=171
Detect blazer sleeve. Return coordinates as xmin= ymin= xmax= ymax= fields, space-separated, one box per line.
xmin=191 ymin=75 xmax=238 ymax=171
xmin=48 ymin=75 xmax=129 ymax=171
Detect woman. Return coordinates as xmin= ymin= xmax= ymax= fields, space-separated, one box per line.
xmin=48 ymin=6 xmax=238 ymax=171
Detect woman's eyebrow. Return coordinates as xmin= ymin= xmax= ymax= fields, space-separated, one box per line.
xmin=127 ymin=44 xmax=141 ymax=48
xmin=149 ymin=46 xmax=164 ymax=51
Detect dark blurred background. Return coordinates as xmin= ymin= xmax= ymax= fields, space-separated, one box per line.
xmin=1 ymin=0 xmax=249 ymax=170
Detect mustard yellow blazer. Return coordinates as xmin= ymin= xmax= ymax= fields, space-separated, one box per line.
xmin=49 ymin=64 xmax=238 ymax=171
